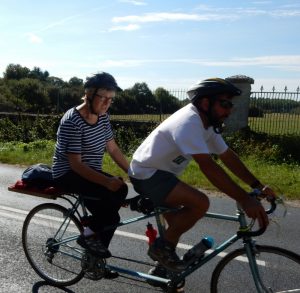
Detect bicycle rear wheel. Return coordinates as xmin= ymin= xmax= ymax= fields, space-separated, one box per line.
xmin=211 ymin=245 xmax=300 ymax=293
xmin=22 ymin=203 xmax=84 ymax=286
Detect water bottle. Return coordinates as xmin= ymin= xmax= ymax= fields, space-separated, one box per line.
xmin=183 ymin=236 xmax=214 ymax=263
xmin=145 ymin=222 xmax=157 ymax=245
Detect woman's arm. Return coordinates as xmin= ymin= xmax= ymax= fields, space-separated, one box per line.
xmin=68 ymin=153 xmax=124 ymax=191
xmin=106 ymin=139 xmax=129 ymax=173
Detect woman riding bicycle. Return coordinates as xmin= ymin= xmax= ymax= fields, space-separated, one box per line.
xmin=129 ymin=77 xmax=276 ymax=272
xmin=52 ymin=72 xmax=129 ymax=278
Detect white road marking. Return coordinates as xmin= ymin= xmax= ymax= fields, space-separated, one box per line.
xmin=0 ymin=204 xmax=265 ymax=265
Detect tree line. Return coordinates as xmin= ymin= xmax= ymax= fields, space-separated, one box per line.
xmin=1 ymin=63 xmax=299 ymax=116
xmin=0 ymin=64 xmax=182 ymax=115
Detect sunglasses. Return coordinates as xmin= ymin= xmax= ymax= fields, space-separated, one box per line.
xmin=218 ymin=99 xmax=234 ymax=109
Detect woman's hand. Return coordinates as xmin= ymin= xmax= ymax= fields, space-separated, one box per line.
xmin=106 ymin=176 xmax=125 ymax=192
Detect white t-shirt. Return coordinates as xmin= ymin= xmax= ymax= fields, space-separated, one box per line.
xmin=128 ymin=103 xmax=228 ymax=179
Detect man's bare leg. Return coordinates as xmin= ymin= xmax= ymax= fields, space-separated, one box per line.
xmin=163 ymin=181 xmax=209 ymax=245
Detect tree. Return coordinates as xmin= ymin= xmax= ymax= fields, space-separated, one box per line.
xmin=47 ymin=76 xmax=65 ymax=87
xmin=110 ymin=89 xmax=139 ymax=114
xmin=129 ymin=82 xmax=158 ymax=114
xmin=3 ymin=64 xmax=30 ymax=80
xmin=28 ymin=67 xmax=49 ymax=81
xmin=68 ymin=77 xmax=83 ymax=87
xmin=16 ymin=78 xmax=50 ymax=112
xmin=154 ymin=87 xmax=181 ymax=114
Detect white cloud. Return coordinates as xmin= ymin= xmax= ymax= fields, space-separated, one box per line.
xmin=115 ymin=7 xmax=300 ymax=24
xmin=25 ymin=33 xmax=43 ymax=44
xmin=118 ymin=0 xmax=147 ymax=6
xmin=112 ymin=12 xmax=236 ymax=24
xmin=98 ymin=55 xmax=300 ymax=72
xmin=109 ymin=24 xmax=140 ymax=31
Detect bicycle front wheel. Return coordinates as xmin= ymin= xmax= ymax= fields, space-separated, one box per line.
xmin=211 ymin=245 xmax=300 ymax=293
xmin=22 ymin=203 xmax=85 ymax=286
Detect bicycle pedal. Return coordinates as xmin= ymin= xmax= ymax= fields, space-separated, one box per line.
xmin=81 ymin=252 xmax=106 ymax=280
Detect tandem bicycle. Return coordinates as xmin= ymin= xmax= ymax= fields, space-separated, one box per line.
xmin=8 ymin=182 xmax=300 ymax=293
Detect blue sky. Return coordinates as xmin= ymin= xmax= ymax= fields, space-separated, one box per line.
xmin=1 ymin=0 xmax=299 ymax=91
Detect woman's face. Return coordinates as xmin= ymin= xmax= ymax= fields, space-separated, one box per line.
xmin=91 ymin=88 xmax=115 ymax=115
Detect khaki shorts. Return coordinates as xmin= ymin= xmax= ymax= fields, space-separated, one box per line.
xmin=129 ymin=170 xmax=179 ymax=206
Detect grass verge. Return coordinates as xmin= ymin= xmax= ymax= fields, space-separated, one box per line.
xmin=0 ymin=140 xmax=299 ymax=200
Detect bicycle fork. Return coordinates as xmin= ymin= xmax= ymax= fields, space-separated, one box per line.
xmin=244 ymin=241 xmax=272 ymax=293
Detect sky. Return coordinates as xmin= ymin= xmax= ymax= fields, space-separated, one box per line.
xmin=1 ymin=0 xmax=300 ymax=91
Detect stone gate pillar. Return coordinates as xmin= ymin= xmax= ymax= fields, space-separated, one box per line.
xmin=224 ymin=75 xmax=254 ymax=133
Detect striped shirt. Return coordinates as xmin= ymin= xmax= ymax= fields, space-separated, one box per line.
xmin=52 ymin=107 xmax=114 ymax=179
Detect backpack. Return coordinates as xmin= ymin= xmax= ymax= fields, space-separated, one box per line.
xmin=22 ymin=163 xmax=55 ymax=188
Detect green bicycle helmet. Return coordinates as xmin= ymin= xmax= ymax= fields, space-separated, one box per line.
xmin=187 ymin=78 xmax=242 ymax=102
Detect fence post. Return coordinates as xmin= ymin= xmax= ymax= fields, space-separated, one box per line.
xmin=224 ymin=75 xmax=254 ymax=133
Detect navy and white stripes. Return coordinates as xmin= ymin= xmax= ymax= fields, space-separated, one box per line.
xmin=52 ymin=107 xmax=114 ymax=179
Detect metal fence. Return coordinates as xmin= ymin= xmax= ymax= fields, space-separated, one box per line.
xmin=165 ymin=88 xmax=300 ymax=135
xmin=1 ymin=88 xmax=299 ymax=136
xmin=248 ymin=90 xmax=300 ymax=135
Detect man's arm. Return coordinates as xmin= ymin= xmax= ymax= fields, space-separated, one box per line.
xmin=193 ymin=153 xmax=250 ymax=201
xmin=218 ymin=148 xmax=264 ymax=189
xmin=192 ymin=153 xmax=269 ymax=228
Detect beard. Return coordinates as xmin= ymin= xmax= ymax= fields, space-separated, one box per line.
xmin=210 ymin=112 xmax=228 ymax=134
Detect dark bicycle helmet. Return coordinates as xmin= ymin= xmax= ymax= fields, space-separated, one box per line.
xmin=187 ymin=78 xmax=242 ymax=102
xmin=187 ymin=78 xmax=242 ymax=134
xmin=84 ymin=72 xmax=122 ymax=114
xmin=84 ymin=72 xmax=122 ymax=92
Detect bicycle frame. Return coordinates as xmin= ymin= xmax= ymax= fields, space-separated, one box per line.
xmin=49 ymin=194 xmax=267 ymax=291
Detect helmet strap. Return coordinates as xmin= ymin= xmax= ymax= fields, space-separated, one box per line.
xmin=87 ymin=88 xmax=98 ymax=115
xmin=208 ymin=100 xmax=225 ymax=133
xmin=195 ymin=98 xmax=224 ymax=134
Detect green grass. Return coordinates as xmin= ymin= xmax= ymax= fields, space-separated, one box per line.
xmin=111 ymin=113 xmax=300 ymax=135
xmin=0 ymin=140 xmax=299 ymax=200
xmin=244 ymin=113 xmax=299 ymax=135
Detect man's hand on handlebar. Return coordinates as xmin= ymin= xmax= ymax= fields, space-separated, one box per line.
xmin=239 ymin=196 xmax=269 ymax=229
xmin=259 ymin=185 xmax=277 ymax=202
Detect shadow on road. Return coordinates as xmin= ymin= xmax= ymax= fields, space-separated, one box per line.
xmin=32 ymin=281 xmax=76 ymax=293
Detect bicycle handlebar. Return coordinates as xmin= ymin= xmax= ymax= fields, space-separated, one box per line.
xmin=237 ymin=192 xmax=277 ymax=237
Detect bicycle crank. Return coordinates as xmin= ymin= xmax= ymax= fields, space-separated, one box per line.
xmin=81 ymin=252 xmax=106 ymax=280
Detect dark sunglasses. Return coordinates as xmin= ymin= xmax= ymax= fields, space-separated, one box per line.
xmin=218 ymin=99 xmax=234 ymax=109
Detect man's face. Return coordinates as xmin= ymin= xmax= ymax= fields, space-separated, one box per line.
xmin=210 ymin=94 xmax=234 ymax=124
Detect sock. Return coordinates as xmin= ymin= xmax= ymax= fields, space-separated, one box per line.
xmin=83 ymin=227 xmax=95 ymax=237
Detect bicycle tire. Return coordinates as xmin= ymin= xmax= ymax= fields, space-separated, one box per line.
xmin=211 ymin=245 xmax=300 ymax=293
xmin=22 ymin=203 xmax=85 ymax=286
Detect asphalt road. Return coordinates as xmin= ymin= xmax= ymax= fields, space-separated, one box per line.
xmin=0 ymin=163 xmax=299 ymax=293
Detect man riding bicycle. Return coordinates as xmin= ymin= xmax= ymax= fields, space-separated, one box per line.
xmin=129 ymin=77 xmax=276 ymax=272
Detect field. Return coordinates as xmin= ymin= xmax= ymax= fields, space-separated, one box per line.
xmin=249 ymin=113 xmax=300 ymax=135
xmin=111 ymin=113 xmax=300 ymax=136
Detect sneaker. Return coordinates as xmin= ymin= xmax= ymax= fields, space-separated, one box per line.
xmin=148 ymin=238 xmax=187 ymax=272
xmin=77 ymin=234 xmax=111 ymax=258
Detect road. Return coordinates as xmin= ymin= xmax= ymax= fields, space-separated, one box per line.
xmin=0 ymin=163 xmax=299 ymax=293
